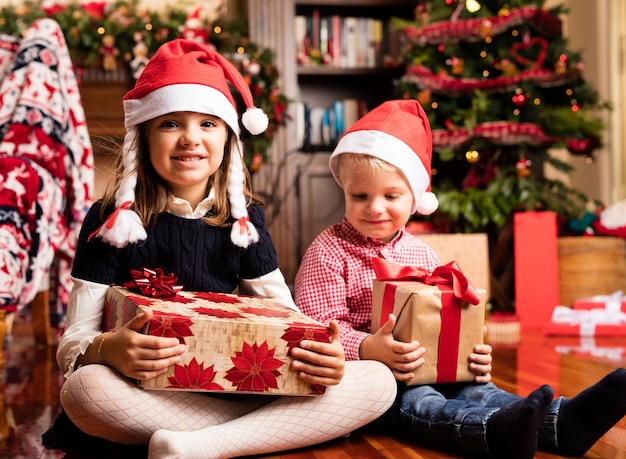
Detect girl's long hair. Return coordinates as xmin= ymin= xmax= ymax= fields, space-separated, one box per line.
xmin=100 ymin=122 xmax=257 ymax=228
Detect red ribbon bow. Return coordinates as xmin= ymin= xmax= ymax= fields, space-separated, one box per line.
xmin=372 ymin=257 xmax=481 ymax=383
xmin=123 ymin=267 xmax=183 ymax=299
xmin=372 ymin=258 xmax=480 ymax=305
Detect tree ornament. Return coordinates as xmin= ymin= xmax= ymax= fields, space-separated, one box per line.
xmin=516 ymin=158 xmax=532 ymax=177
xmin=566 ymin=137 xmax=600 ymax=156
xmin=449 ymin=57 xmax=464 ymax=75
xmin=417 ymin=90 xmax=432 ymax=106
xmin=249 ymin=152 xmax=263 ymax=173
xmin=466 ymin=0 xmax=482 ymax=14
xmin=496 ymin=58 xmax=517 ymax=76
xmin=498 ymin=7 xmax=510 ymax=16
xmin=465 ymin=149 xmax=480 ymax=163
xmin=479 ymin=20 xmax=493 ymax=39
xmin=99 ymin=34 xmax=119 ymax=71
xmin=510 ymin=36 xmax=548 ymax=68
xmin=512 ymin=92 xmax=526 ymax=106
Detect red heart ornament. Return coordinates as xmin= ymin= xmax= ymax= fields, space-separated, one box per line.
xmin=510 ymin=37 xmax=548 ymax=68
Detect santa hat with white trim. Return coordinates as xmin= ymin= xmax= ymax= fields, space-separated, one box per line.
xmin=92 ymin=38 xmax=268 ymax=248
xmin=329 ymin=99 xmax=438 ymax=215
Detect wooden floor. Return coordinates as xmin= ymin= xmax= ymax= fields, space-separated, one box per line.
xmin=1 ymin=311 xmax=625 ymax=459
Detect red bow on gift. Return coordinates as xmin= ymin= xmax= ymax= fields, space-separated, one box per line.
xmin=372 ymin=258 xmax=480 ymax=305
xmin=123 ymin=267 xmax=183 ymax=299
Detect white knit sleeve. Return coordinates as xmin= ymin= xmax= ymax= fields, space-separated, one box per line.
xmin=238 ymin=268 xmax=298 ymax=312
xmin=56 ymin=276 xmax=109 ymax=378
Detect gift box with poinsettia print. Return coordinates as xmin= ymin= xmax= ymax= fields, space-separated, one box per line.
xmin=103 ymin=285 xmax=331 ymax=396
xmin=370 ymin=258 xmax=487 ymax=386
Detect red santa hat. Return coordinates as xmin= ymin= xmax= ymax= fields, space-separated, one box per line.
xmin=92 ymin=39 xmax=268 ymax=248
xmin=329 ymin=99 xmax=438 ymax=215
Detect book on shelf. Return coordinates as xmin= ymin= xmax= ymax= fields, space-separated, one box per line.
xmin=296 ymin=11 xmax=398 ymax=69
xmin=342 ymin=16 xmax=358 ymax=68
xmin=295 ymin=15 xmax=308 ymax=65
xmin=296 ymin=99 xmax=368 ymax=152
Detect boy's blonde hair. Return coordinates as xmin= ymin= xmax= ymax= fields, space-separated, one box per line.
xmin=334 ymin=153 xmax=399 ymax=186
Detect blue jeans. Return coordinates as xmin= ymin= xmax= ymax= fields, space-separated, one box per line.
xmin=373 ymin=382 xmax=564 ymax=457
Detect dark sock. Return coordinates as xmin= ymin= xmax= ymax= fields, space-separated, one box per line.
xmin=556 ymin=367 xmax=626 ymax=456
xmin=487 ymin=384 xmax=554 ymax=459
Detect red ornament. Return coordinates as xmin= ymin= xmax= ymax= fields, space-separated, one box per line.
xmin=516 ymin=158 xmax=532 ymax=177
xmin=512 ymin=93 xmax=526 ymax=106
xmin=510 ymin=37 xmax=548 ymax=68
xmin=566 ymin=137 xmax=600 ymax=155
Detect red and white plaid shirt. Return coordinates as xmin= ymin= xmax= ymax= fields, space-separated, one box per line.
xmin=295 ymin=217 xmax=439 ymax=360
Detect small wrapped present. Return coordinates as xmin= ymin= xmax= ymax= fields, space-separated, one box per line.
xmin=371 ymin=259 xmax=487 ymax=385
xmin=103 ymin=268 xmax=331 ymax=396
xmin=543 ymin=303 xmax=626 ymax=337
xmin=570 ymin=291 xmax=626 ymax=312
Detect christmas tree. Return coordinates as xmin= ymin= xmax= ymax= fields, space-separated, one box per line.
xmin=394 ymin=0 xmax=609 ymax=234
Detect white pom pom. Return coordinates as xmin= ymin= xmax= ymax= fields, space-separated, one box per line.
xmin=600 ymin=200 xmax=626 ymax=229
xmin=241 ymin=107 xmax=269 ymax=135
xmin=98 ymin=208 xmax=147 ymax=248
xmin=231 ymin=218 xmax=260 ymax=248
xmin=416 ymin=192 xmax=439 ymax=216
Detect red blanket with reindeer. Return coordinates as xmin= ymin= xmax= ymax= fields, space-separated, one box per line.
xmin=0 ymin=19 xmax=93 ymax=326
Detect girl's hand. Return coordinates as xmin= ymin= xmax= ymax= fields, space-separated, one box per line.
xmin=100 ymin=309 xmax=186 ymax=380
xmin=359 ymin=314 xmax=426 ymax=383
xmin=469 ymin=341 xmax=493 ymax=384
xmin=290 ymin=320 xmax=345 ymax=386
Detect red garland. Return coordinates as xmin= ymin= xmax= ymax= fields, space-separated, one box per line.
xmin=431 ymin=121 xmax=554 ymax=150
xmin=431 ymin=121 xmax=598 ymax=153
xmin=404 ymin=63 xmax=580 ymax=96
xmin=406 ymin=6 xmax=561 ymax=45
xmin=123 ymin=267 xmax=183 ymax=299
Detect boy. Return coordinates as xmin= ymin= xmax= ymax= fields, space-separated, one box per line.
xmin=295 ymin=99 xmax=626 ymax=459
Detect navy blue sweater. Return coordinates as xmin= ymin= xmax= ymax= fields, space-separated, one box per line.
xmin=71 ymin=201 xmax=279 ymax=293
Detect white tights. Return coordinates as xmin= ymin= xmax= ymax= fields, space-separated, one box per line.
xmin=61 ymin=360 xmax=396 ymax=459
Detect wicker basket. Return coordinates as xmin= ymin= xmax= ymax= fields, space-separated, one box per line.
xmin=558 ymin=237 xmax=626 ymax=306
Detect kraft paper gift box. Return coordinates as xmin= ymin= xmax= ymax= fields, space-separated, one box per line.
xmin=370 ymin=259 xmax=487 ymax=386
xmin=103 ymin=269 xmax=331 ymax=396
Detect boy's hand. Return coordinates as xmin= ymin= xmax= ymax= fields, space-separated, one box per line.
xmin=469 ymin=339 xmax=493 ymax=383
xmin=291 ymin=320 xmax=345 ymax=386
xmin=359 ymin=314 xmax=425 ymax=382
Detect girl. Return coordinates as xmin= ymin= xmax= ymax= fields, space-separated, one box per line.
xmin=55 ymin=39 xmax=396 ymax=459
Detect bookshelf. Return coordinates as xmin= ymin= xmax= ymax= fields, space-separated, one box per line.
xmin=247 ymin=0 xmax=414 ymax=283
